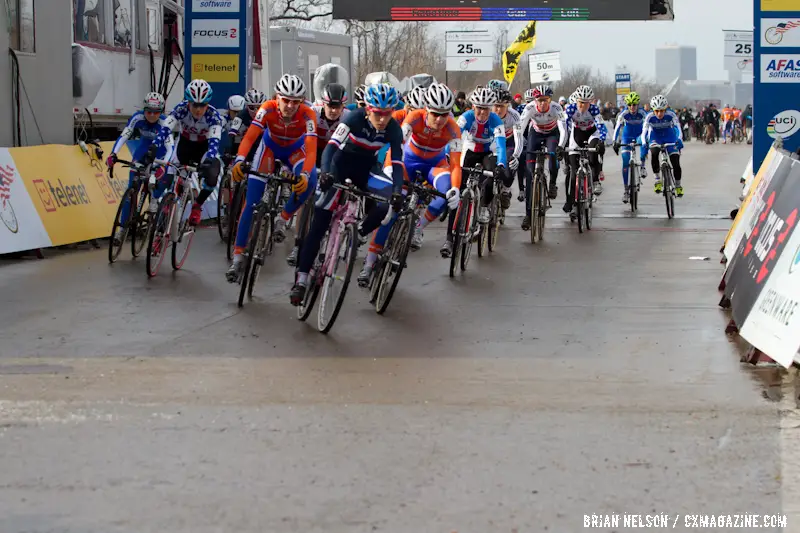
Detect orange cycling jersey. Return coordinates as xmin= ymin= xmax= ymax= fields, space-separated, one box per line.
xmin=721 ymin=107 xmax=734 ymax=121
xmin=732 ymin=109 xmax=742 ymax=120
xmin=237 ymin=99 xmax=318 ymax=174
xmin=401 ymin=108 xmax=463 ymax=187
xmin=393 ymin=109 xmax=409 ymax=124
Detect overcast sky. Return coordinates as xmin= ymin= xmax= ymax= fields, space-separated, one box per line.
xmin=438 ymin=0 xmax=754 ymax=81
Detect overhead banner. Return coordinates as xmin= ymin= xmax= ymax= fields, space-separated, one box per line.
xmin=724 ymin=30 xmax=754 ymax=72
xmin=528 ymin=51 xmax=561 ymax=84
xmin=185 ymin=0 xmax=252 ymax=110
xmin=445 ymin=30 xmax=494 ymax=72
xmin=753 ymin=0 xmax=800 ymax=170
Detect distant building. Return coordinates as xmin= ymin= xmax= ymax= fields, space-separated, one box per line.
xmin=655 ymin=45 xmax=697 ymax=85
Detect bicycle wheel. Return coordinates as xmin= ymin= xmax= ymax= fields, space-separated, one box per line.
xmin=584 ymin=175 xmax=593 ymax=231
xmin=629 ymin=164 xmax=639 ymax=213
xmin=576 ymin=170 xmax=585 ymax=234
xmin=238 ymin=205 xmax=267 ymax=308
xmin=663 ymin=166 xmax=675 ymax=219
xmin=477 ymin=205 xmax=487 ymax=258
xmin=298 ymin=242 xmax=325 ymax=321
xmin=487 ymin=195 xmax=500 ymax=252
xmin=375 ymin=214 xmax=414 ymax=314
xmin=217 ymin=173 xmax=231 ymax=241
xmin=226 ymin=181 xmax=247 ymax=261
xmin=537 ymin=174 xmax=547 ymax=239
xmin=146 ymin=192 xmax=175 ymax=277
xmin=131 ymin=186 xmax=152 ymax=258
xmin=318 ymin=223 xmax=358 ymax=334
xmin=171 ymin=195 xmax=196 ymax=271
xmin=530 ymin=171 xmax=542 ymax=243
xmin=247 ymin=211 xmax=274 ymax=300
xmin=109 ymin=187 xmax=135 ymax=263
xmin=461 ymin=193 xmax=477 ymax=271
xmin=449 ymin=199 xmax=466 ymax=277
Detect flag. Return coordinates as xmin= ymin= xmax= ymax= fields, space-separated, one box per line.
xmin=502 ymin=21 xmax=537 ymax=85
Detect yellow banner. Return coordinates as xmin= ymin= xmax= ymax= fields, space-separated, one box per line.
xmin=723 ymin=146 xmax=777 ymax=247
xmin=12 ymin=142 xmax=132 ymax=246
xmin=191 ymin=54 xmax=240 ymax=83
xmin=761 ymin=0 xmax=798 ymax=10
xmin=503 ymin=22 xmax=537 ymax=85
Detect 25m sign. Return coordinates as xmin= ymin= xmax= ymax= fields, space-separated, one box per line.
xmin=191 ymin=19 xmax=240 ymax=48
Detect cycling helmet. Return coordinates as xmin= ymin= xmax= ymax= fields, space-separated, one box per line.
xmin=531 ymin=85 xmax=553 ymax=99
xmin=569 ymin=92 xmax=577 ymax=104
xmin=405 ymin=86 xmax=427 ymax=109
xmin=322 ymin=83 xmax=347 ymax=105
xmin=185 ymin=79 xmax=213 ymax=104
xmin=558 ymin=96 xmax=567 ymax=104
xmin=365 ymin=83 xmax=399 ymax=109
xmin=488 ymin=79 xmax=508 ymax=92
xmin=227 ymin=95 xmax=245 ymax=112
xmin=275 ymin=74 xmax=306 ymax=98
xmin=354 ymin=84 xmax=367 ymax=104
xmin=524 ymin=88 xmax=536 ymax=102
xmin=495 ymin=89 xmax=512 ymax=104
xmin=425 ymin=83 xmax=455 ymax=111
xmin=143 ymin=92 xmax=165 ymax=111
xmin=573 ymin=85 xmax=594 ymax=102
xmin=650 ymin=94 xmax=669 ymax=110
xmin=470 ymin=86 xmax=497 ymax=107
xmin=244 ymin=88 xmax=266 ymax=106
xmin=624 ymin=92 xmax=641 ymax=106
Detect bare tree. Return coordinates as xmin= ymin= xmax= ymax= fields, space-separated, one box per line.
xmin=270 ymin=0 xmax=333 ymax=24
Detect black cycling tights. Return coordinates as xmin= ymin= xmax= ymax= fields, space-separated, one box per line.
xmin=650 ymin=148 xmax=682 ymax=181
xmin=448 ymin=152 xmax=497 ymax=239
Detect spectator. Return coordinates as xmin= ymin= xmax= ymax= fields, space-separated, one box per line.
xmin=453 ymin=91 xmax=467 ymax=117
xmin=710 ymin=104 xmax=721 ymax=140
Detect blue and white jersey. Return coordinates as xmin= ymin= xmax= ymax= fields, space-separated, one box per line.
xmin=456 ymin=110 xmax=508 ymax=166
xmin=613 ymin=107 xmax=648 ymax=143
xmin=564 ymin=103 xmax=607 ymax=150
xmin=495 ymin=108 xmax=524 ymax=159
xmin=152 ymin=100 xmax=224 ymax=160
xmin=322 ymin=108 xmax=405 ymax=194
xmin=641 ymin=110 xmax=682 ymax=146
xmin=111 ymin=112 xmax=166 ymax=161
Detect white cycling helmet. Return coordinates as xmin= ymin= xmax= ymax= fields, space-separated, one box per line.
xmin=143 ymin=92 xmax=165 ymax=111
xmin=425 ymin=83 xmax=455 ymax=112
xmin=569 ymin=92 xmax=577 ymax=104
xmin=227 ymin=95 xmax=245 ymax=112
xmin=650 ymin=94 xmax=669 ymax=110
xmin=524 ymin=88 xmax=535 ymax=102
xmin=470 ymin=86 xmax=497 ymax=107
xmin=275 ymin=74 xmax=306 ymax=98
xmin=405 ymin=86 xmax=427 ymax=109
xmin=573 ymin=85 xmax=594 ymax=102
xmin=244 ymin=88 xmax=266 ymax=107
xmin=185 ymin=79 xmax=213 ymax=104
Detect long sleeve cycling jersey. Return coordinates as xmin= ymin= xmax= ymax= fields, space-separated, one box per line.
xmin=456 ymin=110 xmax=508 ymax=167
xmin=519 ymin=101 xmax=568 ymax=147
xmin=322 ymin=108 xmax=405 ymax=195
xmin=401 ymin=108 xmax=464 ymax=187
xmin=612 ymin=108 xmax=648 ymax=143
xmin=497 ymin=108 xmax=525 ymax=159
xmin=564 ymin=103 xmax=607 ymax=142
xmin=111 ymin=112 xmax=166 ymax=161
xmin=311 ymin=104 xmax=351 ymax=145
xmin=641 ymin=110 xmax=683 ymax=146
xmin=151 ymin=101 xmax=224 ymax=160
xmin=235 ymin=99 xmax=318 ymax=175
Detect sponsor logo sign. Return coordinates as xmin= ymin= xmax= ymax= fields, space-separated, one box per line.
xmin=191 ymin=19 xmax=240 ymax=48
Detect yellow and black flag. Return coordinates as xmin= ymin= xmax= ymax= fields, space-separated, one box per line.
xmin=502 ymin=21 xmax=537 ymax=85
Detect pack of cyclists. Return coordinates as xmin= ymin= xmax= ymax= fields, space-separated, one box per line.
xmin=107 ymin=75 xmax=687 ymax=308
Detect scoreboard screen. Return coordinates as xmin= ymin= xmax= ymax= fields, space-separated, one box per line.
xmin=332 ymin=0 xmax=673 ymax=21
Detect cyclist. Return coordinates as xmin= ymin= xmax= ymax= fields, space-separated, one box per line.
xmin=563 ymin=85 xmax=607 ymax=215
xmin=225 ymin=74 xmax=318 ymax=282
xmin=518 ymin=84 xmax=567 ymax=230
xmin=642 ymin=94 xmax=684 ymax=197
xmin=492 ymin=89 xmax=523 ymax=210
xmin=378 ymin=83 xmax=462 ymax=258
xmin=106 ymin=92 xmax=171 ymax=243
xmin=289 ymin=83 xmax=405 ymax=306
xmin=225 ymin=89 xmax=267 ymax=157
xmin=721 ymin=104 xmax=734 ymax=144
xmin=743 ymin=104 xmax=753 ymax=143
xmin=145 ymin=79 xmax=224 ymax=226
xmin=612 ymin=92 xmax=649 ymax=204
xmin=346 ymin=84 xmax=367 ymax=111
xmin=311 ymin=83 xmax=350 ymax=162
xmin=394 ymin=86 xmax=426 ymax=124
xmin=452 ymin=87 xmax=509 ymax=250
xmin=732 ymin=106 xmax=743 ymax=140
xmin=223 ymin=95 xmax=245 ymax=125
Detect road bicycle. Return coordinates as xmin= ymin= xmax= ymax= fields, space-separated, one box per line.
xmin=235 ymin=161 xmax=298 ymax=308
xmin=216 ymin=155 xmax=234 ymax=242
xmin=145 ymin=159 xmax=200 ymax=277
xmin=622 ymin=141 xmax=644 ymax=214
xmin=477 ymin=170 xmax=507 ymax=257
xmin=367 ymin=172 xmax=447 ymax=314
xmin=296 ymin=179 xmax=391 ymax=334
xmin=731 ymin=122 xmax=744 ymax=144
xmin=568 ymin=146 xmax=598 ymax=233
xmin=450 ymin=165 xmax=493 ymax=277
xmin=651 ymin=142 xmax=679 ymax=219
xmin=108 ymin=159 xmax=152 ymax=263
xmin=527 ymin=147 xmax=556 ymax=243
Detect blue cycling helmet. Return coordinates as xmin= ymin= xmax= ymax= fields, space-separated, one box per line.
xmin=488 ymin=79 xmax=508 ymax=92
xmin=364 ymin=83 xmax=399 ymax=109
xmin=186 ymin=79 xmax=213 ymax=104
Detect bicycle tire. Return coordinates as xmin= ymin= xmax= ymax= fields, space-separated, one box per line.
xmin=662 ymin=166 xmax=675 ymax=219
xmin=369 ymin=219 xmax=400 ymax=304
xmin=487 ymin=195 xmax=499 ymax=252
xmin=449 ymin=200 xmax=466 ymax=277
xmin=585 ymin=176 xmax=593 ymax=231
xmin=109 ymin=187 xmax=134 ymax=263
xmin=318 ymin=223 xmax=358 ymax=334
xmin=477 ymin=207 xmax=486 ymax=258
xmin=131 ymin=186 xmax=152 ymax=258
xmin=537 ymin=174 xmax=547 ymax=239
xmin=530 ymin=171 xmax=542 ymax=244
xmin=376 ymin=214 xmax=414 ymax=315
xmin=226 ymin=181 xmax=247 ymax=261
xmin=576 ymin=170 xmax=585 ymax=234
xmin=238 ymin=206 xmax=265 ymax=308
xmin=461 ymin=189 xmax=479 ymax=271
xmin=293 ymin=194 xmax=315 ymax=265
xmin=217 ymin=173 xmax=231 ymax=241
xmin=247 ymin=210 xmax=273 ymax=300
xmin=171 ymin=196 xmax=195 ymax=271
xmin=146 ymin=192 xmax=175 ymax=278
xmin=298 ymin=275 xmax=320 ymax=321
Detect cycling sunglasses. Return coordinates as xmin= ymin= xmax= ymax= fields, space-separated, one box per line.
xmin=190 ymin=102 xmax=208 ymax=109
xmin=428 ymin=110 xmax=450 ymax=118
xmin=368 ymin=107 xmax=393 ymax=117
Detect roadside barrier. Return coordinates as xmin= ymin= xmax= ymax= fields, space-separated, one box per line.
xmin=719 ymin=140 xmax=800 ymax=368
xmin=0 ymin=142 xmax=221 ymax=256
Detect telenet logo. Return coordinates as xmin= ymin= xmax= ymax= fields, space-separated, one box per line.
xmin=191 ymin=54 xmax=239 ymax=83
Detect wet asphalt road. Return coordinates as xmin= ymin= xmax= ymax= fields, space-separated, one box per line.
xmin=0 ymin=142 xmax=797 ymax=532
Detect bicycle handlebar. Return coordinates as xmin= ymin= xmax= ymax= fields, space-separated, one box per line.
xmin=462 ymin=166 xmax=495 ymax=178
xmin=152 ymin=158 xmax=200 ymax=173
xmin=332 ymin=181 xmax=389 ymax=205
xmin=649 ymin=142 xmax=678 ymax=148
xmin=571 ymin=146 xmax=600 ymax=153
xmin=243 ymin=166 xmax=299 ymax=186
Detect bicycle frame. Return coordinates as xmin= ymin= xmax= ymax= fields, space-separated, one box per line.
xmin=152 ymin=158 xmax=199 ymax=243
xmin=570 ymin=146 xmax=598 ymax=200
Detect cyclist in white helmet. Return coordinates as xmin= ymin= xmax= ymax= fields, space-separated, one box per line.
xmin=225 ymin=88 xmax=268 ymax=160
xmin=642 ymin=94 xmax=684 ymax=197
xmin=145 ymin=79 xmax=225 ymax=226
